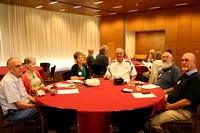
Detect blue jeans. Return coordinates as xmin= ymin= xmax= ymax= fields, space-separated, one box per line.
xmin=7 ymin=108 xmax=40 ymax=121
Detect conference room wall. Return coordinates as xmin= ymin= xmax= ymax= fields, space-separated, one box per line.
xmin=101 ymin=5 xmax=200 ymax=71
xmin=0 ymin=4 xmax=100 ymax=68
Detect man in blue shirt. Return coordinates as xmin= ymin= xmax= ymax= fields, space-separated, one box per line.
xmin=155 ymin=52 xmax=181 ymax=92
xmin=151 ymin=53 xmax=200 ymax=131
xmin=0 ymin=57 xmax=40 ymax=121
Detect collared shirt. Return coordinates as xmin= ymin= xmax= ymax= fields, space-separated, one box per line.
xmin=168 ymin=69 xmax=200 ymax=112
xmin=155 ymin=64 xmax=181 ymax=90
xmin=0 ymin=72 xmax=29 ymax=115
xmin=186 ymin=69 xmax=197 ymax=76
xmin=105 ymin=59 xmax=137 ymax=80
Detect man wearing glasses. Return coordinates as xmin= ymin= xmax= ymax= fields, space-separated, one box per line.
xmin=155 ymin=52 xmax=181 ymax=93
xmin=0 ymin=57 xmax=39 ymax=121
xmin=151 ymin=53 xmax=200 ymax=132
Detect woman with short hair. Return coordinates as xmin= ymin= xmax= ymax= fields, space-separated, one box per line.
xmin=70 ymin=52 xmax=91 ymax=80
xmin=21 ymin=56 xmax=44 ymax=95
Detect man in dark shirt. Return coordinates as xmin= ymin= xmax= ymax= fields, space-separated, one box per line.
xmin=151 ymin=53 xmax=200 ymax=131
xmin=94 ymin=45 xmax=109 ymax=75
xmin=155 ymin=52 xmax=181 ymax=91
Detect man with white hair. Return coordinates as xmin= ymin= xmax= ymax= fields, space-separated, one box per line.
xmin=94 ymin=45 xmax=109 ymax=75
xmin=151 ymin=53 xmax=200 ymax=132
xmin=147 ymin=49 xmax=156 ymax=62
xmin=104 ymin=48 xmax=137 ymax=80
xmin=87 ymin=48 xmax=95 ymax=74
xmin=155 ymin=52 xmax=181 ymax=92
xmin=0 ymin=57 xmax=39 ymax=121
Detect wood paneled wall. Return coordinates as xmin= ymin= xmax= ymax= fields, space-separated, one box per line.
xmin=101 ymin=5 xmax=200 ymax=71
xmin=100 ymin=14 xmax=124 ymax=59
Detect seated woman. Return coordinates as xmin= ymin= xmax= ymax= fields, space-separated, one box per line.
xmin=70 ymin=52 xmax=91 ymax=80
xmin=21 ymin=56 xmax=44 ymax=95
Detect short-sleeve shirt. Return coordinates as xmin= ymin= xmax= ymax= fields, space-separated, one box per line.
xmin=0 ymin=72 xmax=29 ymax=115
xmin=155 ymin=64 xmax=181 ymax=90
xmin=168 ymin=69 xmax=200 ymax=112
xmin=105 ymin=59 xmax=137 ymax=80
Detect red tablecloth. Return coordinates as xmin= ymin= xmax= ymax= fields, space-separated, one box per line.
xmin=36 ymin=78 xmax=165 ymax=133
xmin=132 ymin=61 xmax=148 ymax=74
xmin=0 ymin=66 xmax=46 ymax=80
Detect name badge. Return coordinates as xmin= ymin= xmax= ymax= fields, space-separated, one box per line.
xmin=177 ymin=80 xmax=181 ymax=85
xmin=158 ymin=73 xmax=162 ymax=77
xmin=78 ymin=72 xmax=82 ymax=75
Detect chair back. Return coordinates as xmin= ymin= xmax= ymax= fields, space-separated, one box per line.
xmin=111 ymin=105 xmax=153 ymax=133
xmin=50 ymin=65 xmax=56 ymax=77
xmin=62 ymin=71 xmax=71 ymax=81
xmin=40 ymin=63 xmax=50 ymax=72
xmin=38 ymin=104 xmax=77 ymax=133
xmin=92 ymin=65 xmax=102 ymax=75
xmin=134 ymin=54 xmax=147 ymax=61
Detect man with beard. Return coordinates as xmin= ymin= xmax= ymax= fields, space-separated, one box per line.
xmin=151 ymin=53 xmax=200 ymax=132
xmin=155 ymin=52 xmax=181 ymax=93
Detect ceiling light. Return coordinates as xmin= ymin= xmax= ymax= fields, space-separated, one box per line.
xmin=109 ymin=12 xmax=117 ymax=15
xmin=149 ymin=6 xmax=160 ymax=10
xmin=93 ymin=10 xmax=101 ymax=12
xmin=73 ymin=6 xmax=82 ymax=8
xmin=36 ymin=6 xmax=43 ymax=9
xmin=128 ymin=9 xmax=138 ymax=12
xmin=93 ymin=1 xmax=103 ymax=4
xmin=175 ymin=3 xmax=188 ymax=6
xmin=113 ymin=6 xmax=122 ymax=9
xmin=60 ymin=9 xmax=65 ymax=12
xmin=94 ymin=15 xmax=101 ymax=17
xmin=49 ymin=1 xmax=57 ymax=4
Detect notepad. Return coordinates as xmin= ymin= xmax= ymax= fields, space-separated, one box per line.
xmin=132 ymin=93 xmax=156 ymax=98
xmin=57 ymin=89 xmax=79 ymax=94
xmin=142 ymin=84 xmax=160 ymax=89
xmin=60 ymin=84 xmax=75 ymax=88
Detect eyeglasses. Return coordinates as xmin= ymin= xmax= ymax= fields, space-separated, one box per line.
xmin=162 ymin=56 xmax=171 ymax=59
xmin=181 ymin=59 xmax=193 ymax=62
xmin=14 ymin=64 xmax=24 ymax=68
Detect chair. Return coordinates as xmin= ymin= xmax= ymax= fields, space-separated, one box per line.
xmin=40 ymin=62 xmax=50 ymax=73
xmin=62 ymin=70 xmax=71 ymax=81
xmin=38 ymin=104 xmax=79 ymax=133
xmin=0 ymin=107 xmax=37 ymax=133
xmin=165 ymin=105 xmax=200 ymax=133
xmin=110 ymin=105 xmax=153 ymax=133
xmin=44 ymin=65 xmax=56 ymax=83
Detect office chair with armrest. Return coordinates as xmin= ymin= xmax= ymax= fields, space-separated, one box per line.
xmin=38 ymin=104 xmax=79 ymax=133
xmin=44 ymin=65 xmax=56 ymax=83
xmin=40 ymin=63 xmax=50 ymax=73
xmin=110 ymin=105 xmax=153 ymax=133
xmin=0 ymin=107 xmax=37 ymax=133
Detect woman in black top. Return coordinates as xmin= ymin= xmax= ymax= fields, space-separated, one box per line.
xmin=70 ymin=51 xmax=91 ymax=80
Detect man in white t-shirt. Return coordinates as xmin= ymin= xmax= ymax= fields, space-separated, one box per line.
xmin=104 ymin=48 xmax=137 ymax=80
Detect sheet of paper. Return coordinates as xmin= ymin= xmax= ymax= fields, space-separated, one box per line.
xmin=57 ymin=89 xmax=79 ymax=94
xmin=60 ymin=84 xmax=75 ymax=88
xmin=67 ymin=80 xmax=84 ymax=83
xmin=132 ymin=93 xmax=156 ymax=98
xmin=142 ymin=84 xmax=160 ymax=89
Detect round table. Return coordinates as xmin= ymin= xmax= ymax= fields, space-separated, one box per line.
xmin=36 ymin=78 xmax=165 ymax=133
xmin=0 ymin=66 xmax=46 ymax=80
xmin=132 ymin=61 xmax=148 ymax=74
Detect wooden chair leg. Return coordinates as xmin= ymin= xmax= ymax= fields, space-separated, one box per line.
xmin=34 ymin=121 xmax=36 ymax=133
xmin=41 ymin=118 xmax=44 ymax=133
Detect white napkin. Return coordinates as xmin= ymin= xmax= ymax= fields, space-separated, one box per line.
xmin=37 ymin=90 xmax=46 ymax=96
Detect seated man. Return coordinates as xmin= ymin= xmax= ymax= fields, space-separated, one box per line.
xmin=104 ymin=48 xmax=137 ymax=80
xmin=151 ymin=53 xmax=200 ymax=131
xmin=0 ymin=57 xmax=40 ymax=121
xmin=155 ymin=52 xmax=181 ymax=92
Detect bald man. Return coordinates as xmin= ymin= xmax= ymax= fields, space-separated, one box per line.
xmin=151 ymin=53 xmax=200 ymax=131
xmin=0 ymin=57 xmax=39 ymax=121
xmin=87 ymin=48 xmax=95 ymax=74
xmin=104 ymin=48 xmax=137 ymax=80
